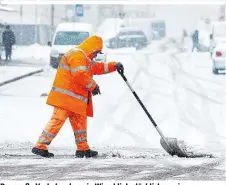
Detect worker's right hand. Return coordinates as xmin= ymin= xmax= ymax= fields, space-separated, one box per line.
xmin=115 ymin=62 xmax=124 ymax=74
xmin=92 ymin=84 xmax=101 ymax=96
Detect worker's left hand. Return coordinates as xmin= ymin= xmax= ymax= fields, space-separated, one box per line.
xmin=92 ymin=84 xmax=101 ymax=96
xmin=115 ymin=62 xmax=124 ymax=74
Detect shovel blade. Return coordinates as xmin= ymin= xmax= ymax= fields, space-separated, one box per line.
xmin=160 ymin=137 xmax=188 ymax=157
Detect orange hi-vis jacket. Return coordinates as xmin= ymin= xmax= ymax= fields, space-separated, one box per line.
xmin=46 ymin=36 xmax=116 ymax=117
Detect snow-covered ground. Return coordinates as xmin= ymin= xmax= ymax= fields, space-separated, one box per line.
xmin=0 ymin=43 xmax=51 ymax=85
xmin=0 ymin=66 xmax=42 ymax=84
xmin=0 ymin=41 xmax=225 ymax=180
xmin=1 ymin=43 xmax=51 ymax=67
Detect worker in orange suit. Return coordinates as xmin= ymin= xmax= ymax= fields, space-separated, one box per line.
xmin=32 ymin=35 xmax=124 ymax=158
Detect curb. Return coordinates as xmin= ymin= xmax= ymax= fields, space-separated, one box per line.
xmin=0 ymin=69 xmax=44 ymax=87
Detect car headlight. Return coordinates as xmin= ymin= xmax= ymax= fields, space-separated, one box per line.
xmin=50 ymin=50 xmax=59 ymax=58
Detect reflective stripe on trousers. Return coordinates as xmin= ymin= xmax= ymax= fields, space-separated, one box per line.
xmin=35 ymin=108 xmax=90 ymax=151
xmin=74 ymin=129 xmax=87 ymax=144
xmin=38 ymin=137 xmax=51 ymax=145
xmin=75 ymin=137 xmax=87 ymax=144
xmin=74 ymin=129 xmax=87 ymax=137
xmin=52 ymin=87 xmax=88 ymax=103
xmin=42 ymin=130 xmax=55 ymax=139
xmin=38 ymin=130 xmax=56 ymax=145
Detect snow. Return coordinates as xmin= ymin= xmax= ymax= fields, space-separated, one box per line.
xmin=1 ymin=43 xmax=51 ymax=66
xmin=0 ymin=40 xmax=225 ymax=180
xmin=56 ymin=22 xmax=93 ymax=32
xmin=0 ymin=66 xmax=41 ymax=84
xmin=0 ymin=4 xmax=225 ymax=180
xmin=0 ymin=10 xmax=39 ymax=25
xmin=12 ymin=44 xmax=51 ymax=64
xmin=0 ymin=36 xmax=225 ymax=158
xmin=213 ymin=42 xmax=226 ymax=51
xmin=0 ymin=5 xmax=16 ymax=12
xmin=0 ymin=43 xmax=50 ymax=85
xmin=0 ymin=145 xmax=224 ymax=180
xmin=96 ymin=18 xmax=126 ymax=42
xmin=96 ymin=18 xmax=153 ymax=43
xmin=0 ymin=46 xmax=225 ymax=153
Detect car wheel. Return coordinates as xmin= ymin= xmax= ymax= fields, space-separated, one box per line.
xmin=212 ymin=66 xmax=218 ymax=74
xmin=135 ymin=44 xmax=142 ymax=50
xmin=50 ymin=57 xmax=59 ymax=69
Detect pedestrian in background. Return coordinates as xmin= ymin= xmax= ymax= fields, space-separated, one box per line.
xmin=0 ymin=24 xmax=4 ymax=63
xmin=2 ymin=25 xmax=16 ymax=61
xmin=191 ymin=29 xmax=199 ymax=52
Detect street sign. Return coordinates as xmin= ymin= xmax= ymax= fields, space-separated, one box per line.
xmin=75 ymin=4 xmax=84 ymax=17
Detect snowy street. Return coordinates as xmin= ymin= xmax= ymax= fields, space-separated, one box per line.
xmin=0 ymin=2 xmax=225 ymax=183
xmin=0 ymin=147 xmax=224 ymax=180
xmin=0 ymin=46 xmax=225 ymax=180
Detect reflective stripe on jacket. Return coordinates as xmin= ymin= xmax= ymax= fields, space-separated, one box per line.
xmin=46 ymin=36 xmax=116 ymax=117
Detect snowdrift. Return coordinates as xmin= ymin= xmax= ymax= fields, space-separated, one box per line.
xmin=88 ymin=52 xmax=225 ymax=151
xmin=10 ymin=43 xmax=50 ymax=65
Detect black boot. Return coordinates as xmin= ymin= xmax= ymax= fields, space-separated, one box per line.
xmin=75 ymin=149 xmax=98 ymax=158
xmin=32 ymin=147 xmax=54 ymax=158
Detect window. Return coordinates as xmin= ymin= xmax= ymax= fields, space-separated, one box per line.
xmin=54 ymin=31 xmax=89 ymax=45
xmin=152 ymin=22 xmax=165 ymax=29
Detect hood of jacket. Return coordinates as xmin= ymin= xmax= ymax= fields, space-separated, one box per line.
xmin=77 ymin=35 xmax=103 ymax=59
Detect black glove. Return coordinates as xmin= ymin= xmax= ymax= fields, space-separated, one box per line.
xmin=92 ymin=84 xmax=101 ymax=96
xmin=115 ymin=62 xmax=124 ymax=74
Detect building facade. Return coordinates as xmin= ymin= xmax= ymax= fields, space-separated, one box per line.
xmin=0 ymin=4 xmax=224 ymax=45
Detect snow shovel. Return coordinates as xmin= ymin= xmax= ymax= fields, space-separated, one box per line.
xmin=117 ymin=70 xmax=189 ymax=157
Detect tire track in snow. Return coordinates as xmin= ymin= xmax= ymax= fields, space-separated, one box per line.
xmin=169 ymin=52 xmax=226 ymax=142
xmin=170 ymin=52 xmax=223 ymax=98
xmin=129 ymin=157 xmax=225 ymax=180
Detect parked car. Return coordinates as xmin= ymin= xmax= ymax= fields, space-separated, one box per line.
xmin=96 ymin=18 xmax=153 ymax=43
xmin=209 ymin=21 xmax=226 ymax=55
xmin=48 ymin=22 xmax=93 ymax=69
xmin=211 ymin=42 xmax=226 ymax=74
xmin=105 ymin=27 xmax=149 ymax=50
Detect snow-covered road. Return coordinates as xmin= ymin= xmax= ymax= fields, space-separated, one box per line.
xmin=0 ymin=49 xmax=225 ymax=180
xmin=0 ymin=146 xmax=224 ymax=180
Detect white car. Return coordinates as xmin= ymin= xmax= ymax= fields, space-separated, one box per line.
xmin=209 ymin=21 xmax=226 ymax=55
xmin=48 ymin=22 xmax=93 ymax=68
xmin=211 ymin=42 xmax=226 ymax=74
xmin=105 ymin=27 xmax=149 ymax=50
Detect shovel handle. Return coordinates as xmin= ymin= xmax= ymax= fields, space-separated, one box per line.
xmin=117 ymin=70 xmax=157 ymax=128
xmin=118 ymin=70 xmax=172 ymax=151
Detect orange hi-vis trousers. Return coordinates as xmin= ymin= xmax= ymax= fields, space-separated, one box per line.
xmin=35 ymin=107 xmax=90 ymax=151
